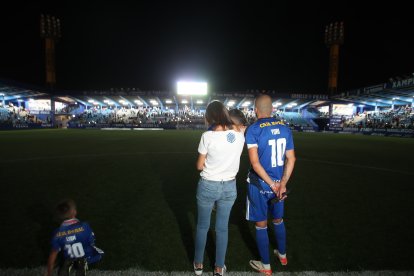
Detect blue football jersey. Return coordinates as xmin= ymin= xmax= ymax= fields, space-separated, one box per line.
xmin=51 ymin=219 xmax=103 ymax=264
xmin=245 ymin=117 xmax=294 ymax=188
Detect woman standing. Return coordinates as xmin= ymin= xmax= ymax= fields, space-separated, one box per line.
xmin=194 ymin=101 xmax=245 ymax=276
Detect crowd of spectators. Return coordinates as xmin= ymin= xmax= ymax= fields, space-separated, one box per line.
xmin=342 ymin=106 xmax=414 ymax=129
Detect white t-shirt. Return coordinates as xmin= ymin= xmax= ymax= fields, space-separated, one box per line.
xmin=198 ymin=129 xmax=245 ymax=181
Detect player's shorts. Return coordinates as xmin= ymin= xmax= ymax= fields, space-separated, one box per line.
xmin=245 ymin=181 xmax=284 ymax=222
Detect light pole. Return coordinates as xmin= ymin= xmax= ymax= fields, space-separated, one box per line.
xmin=41 ymin=14 xmax=61 ymax=127
xmin=325 ymin=22 xmax=344 ymax=96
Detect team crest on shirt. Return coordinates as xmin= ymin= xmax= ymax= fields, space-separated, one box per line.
xmin=227 ymin=132 xmax=236 ymax=143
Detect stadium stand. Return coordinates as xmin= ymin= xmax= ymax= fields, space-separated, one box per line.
xmin=1 ymin=76 xmax=413 ymax=136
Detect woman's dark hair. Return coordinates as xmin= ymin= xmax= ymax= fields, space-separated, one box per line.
xmin=229 ymin=109 xmax=247 ymax=126
xmin=205 ymin=101 xmax=233 ymax=130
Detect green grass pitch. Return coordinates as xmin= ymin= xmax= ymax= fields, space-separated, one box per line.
xmin=0 ymin=129 xmax=413 ymax=272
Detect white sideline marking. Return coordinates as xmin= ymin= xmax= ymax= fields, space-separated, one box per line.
xmin=0 ymin=153 xmax=412 ymax=176
xmin=0 ymin=268 xmax=412 ymax=276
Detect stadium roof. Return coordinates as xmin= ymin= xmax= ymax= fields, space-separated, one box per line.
xmin=333 ymin=77 xmax=414 ymax=107
xmin=0 ymin=79 xmax=49 ymax=101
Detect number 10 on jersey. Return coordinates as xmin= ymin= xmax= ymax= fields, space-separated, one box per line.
xmin=268 ymin=138 xmax=286 ymax=167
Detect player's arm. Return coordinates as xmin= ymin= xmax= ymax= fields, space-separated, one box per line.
xmin=196 ymin=154 xmax=206 ymax=171
xmin=278 ymin=149 xmax=296 ymax=199
xmin=248 ymin=147 xmax=279 ymax=192
xmin=45 ymin=249 xmax=59 ymax=276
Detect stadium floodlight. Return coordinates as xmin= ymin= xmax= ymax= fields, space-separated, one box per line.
xmin=88 ymin=99 xmax=94 ymax=103
xmin=165 ymin=99 xmax=173 ymax=104
xmin=291 ymin=103 xmax=298 ymax=106
xmin=227 ymin=101 xmax=235 ymax=107
xmin=177 ymin=81 xmax=208 ymax=95
xmin=196 ymin=100 xmax=203 ymax=104
xmin=181 ymin=99 xmax=188 ymax=104
xmin=150 ymin=100 xmax=158 ymax=105
xmin=287 ymin=104 xmax=293 ymax=108
xmin=103 ymin=100 xmax=109 ymax=103
xmin=242 ymin=101 xmax=250 ymax=107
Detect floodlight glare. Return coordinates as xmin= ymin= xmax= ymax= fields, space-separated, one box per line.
xmin=177 ymin=81 xmax=207 ymax=95
xmin=88 ymin=99 xmax=94 ymax=103
xmin=196 ymin=100 xmax=203 ymax=104
xmin=181 ymin=99 xmax=188 ymax=104
xmin=227 ymin=101 xmax=235 ymax=107
xmin=165 ymin=99 xmax=173 ymax=104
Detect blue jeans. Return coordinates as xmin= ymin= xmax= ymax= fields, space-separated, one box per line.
xmin=194 ymin=178 xmax=237 ymax=268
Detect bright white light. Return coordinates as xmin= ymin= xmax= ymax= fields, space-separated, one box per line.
xmin=88 ymin=99 xmax=94 ymax=103
xmin=348 ymin=103 xmax=354 ymax=106
xmin=227 ymin=101 xmax=235 ymax=107
xmin=29 ymin=98 xmax=34 ymax=102
xmin=287 ymin=104 xmax=293 ymax=108
xmin=181 ymin=99 xmax=188 ymax=104
xmin=177 ymin=81 xmax=208 ymax=95
xmin=72 ymin=114 xmax=76 ymax=117
xmin=196 ymin=100 xmax=203 ymax=104
xmin=0 ymin=93 xmax=4 ymax=96
xmin=150 ymin=100 xmax=158 ymax=105
xmin=103 ymin=100 xmax=110 ymax=103
xmin=273 ymin=102 xmax=282 ymax=107
xmin=17 ymin=99 xmax=23 ymax=102
xmin=291 ymin=103 xmax=298 ymax=106
xmin=359 ymin=104 xmax=365 ymax=107
xmin=165 ymin=99 xmax=173 ymax=104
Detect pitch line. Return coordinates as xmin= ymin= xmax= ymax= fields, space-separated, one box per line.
xmin=0 ymin=268 xmax=413 ymax=276
xmin=0 ymin=153 xmax=412 ymax=175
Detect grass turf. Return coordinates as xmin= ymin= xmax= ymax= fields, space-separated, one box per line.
xmin=0 ymin=129 xmax=413 ymax=272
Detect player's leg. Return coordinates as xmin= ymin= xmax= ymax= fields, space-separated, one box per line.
xmin=74 ymin=258 xmax=87 ymax=276
xmin=57 ymin=259 xmax=74 ymax=276
xmin=194 ymin=178 xmax=218 ymax=273
xmin=270 ymin=200 xmax=287 ymax=265
xmin=214 ymin=179 xmax=237 ymax=274
xmin=246 ymin=184 xmax=272 ymax=275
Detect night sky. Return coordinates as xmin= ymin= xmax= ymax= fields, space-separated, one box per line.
xmin=1 ymin=1 xmax=413 ymax=93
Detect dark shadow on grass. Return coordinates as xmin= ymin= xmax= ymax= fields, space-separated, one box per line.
xmin=154 ymin=155 xmax=216 ymax=269
xmin=230 ymin=179 xmax=259 ymax=259
xmin=26 ymin=203 xmax=55 ymax=265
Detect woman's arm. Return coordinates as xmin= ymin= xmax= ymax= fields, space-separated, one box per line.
xmin=196 ymin=154 xmax=206 ymax=171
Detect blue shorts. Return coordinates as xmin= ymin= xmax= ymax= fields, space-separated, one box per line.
xmin=245 ymin=181 xmax=284 ymax=222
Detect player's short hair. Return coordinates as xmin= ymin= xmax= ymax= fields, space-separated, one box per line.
xmin=229 ymin=109 xmax=247 ymax=126
xmin=56 ymin=199 xmax=76 ymax=221
xmin=205 ymin=101 xmax=233 ymax=130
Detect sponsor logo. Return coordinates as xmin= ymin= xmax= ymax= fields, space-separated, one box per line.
xmin=271 ymin=129 xmax=280 ymax=135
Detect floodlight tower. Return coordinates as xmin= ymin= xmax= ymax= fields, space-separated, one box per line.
xmin=41 ymin=14 xmax=61 ymax=89
xmin=325 ymin=22 xmax=344 ymax=95
xmin=41 ymin=14 xmax=61 ymax=127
